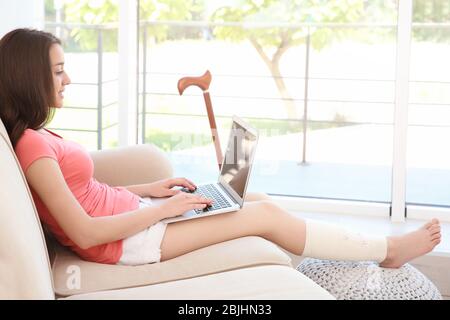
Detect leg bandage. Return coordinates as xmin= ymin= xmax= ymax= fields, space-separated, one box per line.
xmin=302 ymin=219 xmax=388 ymax=263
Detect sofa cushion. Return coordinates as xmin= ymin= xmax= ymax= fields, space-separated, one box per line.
xmin=89 ymin=144 xmax=173 ymax=187
xmin=0 ymin=119 xmax=54 ymax=299
xmin=52 ymin=236 xmax=292 ymax=297
xmin=62 ymin=265 xmax=335 ymax=300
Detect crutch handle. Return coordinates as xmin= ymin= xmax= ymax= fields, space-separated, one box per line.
xmin=178 ymin=70 xmax=212 ymax=94
xmin=177 ymin=70 xmax=223 ymax=170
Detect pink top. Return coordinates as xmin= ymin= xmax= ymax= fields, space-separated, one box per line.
xmin=14 ymin=128 xmax=140 ymax=264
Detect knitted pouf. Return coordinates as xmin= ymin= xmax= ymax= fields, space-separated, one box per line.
xmin=296 ymin=258 xmax=442 ymax=300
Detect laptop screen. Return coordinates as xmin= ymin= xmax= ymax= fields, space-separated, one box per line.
xmin=219 ymin=118 xmax=258 ymax=199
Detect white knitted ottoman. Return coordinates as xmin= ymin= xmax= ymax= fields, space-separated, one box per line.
xmin=296 ymin=258 xmax=442 ymax=300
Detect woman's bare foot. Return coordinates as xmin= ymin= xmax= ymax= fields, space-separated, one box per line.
xmin=380 ymin=219 xmax=441 ymax=268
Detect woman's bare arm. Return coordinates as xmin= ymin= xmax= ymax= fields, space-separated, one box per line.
xmin=25 ymin=158 xmax=166 ymax=249
xmin=123 ymin=178 xmax=197 ymax=198
xmin=123 ymin=184 xmax=150 ymax=197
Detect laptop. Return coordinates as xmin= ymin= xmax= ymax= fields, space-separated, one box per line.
xmin=162 ymin=115 xmax=259 ymax=223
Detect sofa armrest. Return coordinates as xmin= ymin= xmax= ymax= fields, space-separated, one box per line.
xmin=52 ymin=236 xmax=292 ymax=297
xmin=89 ymin=144 xmax=173 ymax=186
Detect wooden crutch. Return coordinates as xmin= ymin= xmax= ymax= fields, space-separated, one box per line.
xmin=177 ymin=70 xmax=223 ymax=170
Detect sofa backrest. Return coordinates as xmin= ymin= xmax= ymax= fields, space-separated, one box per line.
xmin=0 ymin=118 xmax=55 ymax=299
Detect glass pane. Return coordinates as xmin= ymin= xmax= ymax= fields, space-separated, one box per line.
xmin=44 ymin=1 xmax=119 ymax=151
xmin=407 ymin=1 xmax=450 ymax=206
xmin=141 ymin=1 xmax=398 ymax=202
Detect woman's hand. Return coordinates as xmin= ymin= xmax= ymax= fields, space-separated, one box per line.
xmin=157 ymin=192 xmax=213 ymax=219
xmin=146 ymin=177 xmax=197 ymax=198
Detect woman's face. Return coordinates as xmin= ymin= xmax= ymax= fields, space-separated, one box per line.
xmin=49 ymin=44 xmax=71 ymax=108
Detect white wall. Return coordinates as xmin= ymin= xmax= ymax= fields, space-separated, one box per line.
xmin=0 ymin=0 xmax=44 ymax=38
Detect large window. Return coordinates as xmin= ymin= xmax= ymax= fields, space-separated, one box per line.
xmin=35 ymin=0 xmax=450 ymax=219
xmin=44 ymin=0 xmax=120 ymax=150
xmin=139 ymin=1 xmax=399 ymax=203
xmin=407 ymin=1 xmax=450 ymax=207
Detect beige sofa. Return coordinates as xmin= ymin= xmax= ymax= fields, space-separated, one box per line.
xmin=0 ymin=118 xmax=334 ymax=300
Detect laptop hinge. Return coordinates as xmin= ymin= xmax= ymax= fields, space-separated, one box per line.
xmin=218 ymin=183 xmax=240 ymax=205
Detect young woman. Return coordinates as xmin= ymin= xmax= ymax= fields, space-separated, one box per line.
xmin=0 ymin=28 xmax=441 ymax=267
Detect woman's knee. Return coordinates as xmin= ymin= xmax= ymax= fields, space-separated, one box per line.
xmin=245 ymin=200 xmax=285 ymax=237
xmin=251 ymin=200 xmax=283 ymax=221
xmin=245 ymin=192 xmax=271 ymax=202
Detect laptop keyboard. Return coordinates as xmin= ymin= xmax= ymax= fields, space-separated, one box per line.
xmin=181 ymin=185 xmax=233 ymax=214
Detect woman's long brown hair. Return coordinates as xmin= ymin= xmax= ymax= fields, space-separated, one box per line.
xmin=0 ymin=28 xmax=61 ymax=147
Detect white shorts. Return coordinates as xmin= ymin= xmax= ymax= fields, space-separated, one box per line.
xmin=117 ymin=197 xmax=167 ymax=266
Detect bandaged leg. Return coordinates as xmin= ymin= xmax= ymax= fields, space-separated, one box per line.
xmin=302 ymin=219 xmax=387 ymax=262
